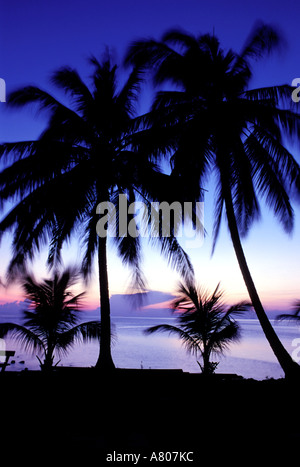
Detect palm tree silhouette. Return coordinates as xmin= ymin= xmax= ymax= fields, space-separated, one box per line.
xmin=125 ymin=23 xmax=300 ymax=379
xmin=0 ymin=267 xmax=101 ymax=371
xmin=0 ymin=54 xmax=193 ymax=370
xmin=145 ymin=281 xmax=247 ymax=375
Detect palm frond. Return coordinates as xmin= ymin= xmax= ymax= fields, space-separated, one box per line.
xmin=172 ymin=279 xmax=199 ymax=312
xmin=117 ymin=67 xmax=144 ymax=117
xmin=145 ymin=323 xmax=201 ymax=356
xmin=162 ymin=28 xmax=198 ymax=50
xmin=211 ymin=182 xmax=225 ymax=255
xmin=244 ymin=84 xmax=295 ymax=107
xmin=277 ymin=300 xmax=300 ymax=323
xmin=0 ymin=141 xmax=37 ymax=164
xmin=55 ymin=321 xmax=101 ymax=355
xmin=245 ymin=132 xmax=295 ymax=233
xmin=154 ymin=235 xmax=194 ymax=283
xmin=81 ymin=211 xmax=102 ymax=281
xmin=208 ymin=320 xmax=241 ymax=355
xmin=239 ymin=22 xmax=284 ymax=62
xmin=0 ymin=322 xmax=44 ymax=354
xmin=125 ymin=38 xmax=177 ymax=74
xmin=50 ymin=66 xmax=94 ymax=115
xmin=8 ymin=85 xmax=77 ymax=120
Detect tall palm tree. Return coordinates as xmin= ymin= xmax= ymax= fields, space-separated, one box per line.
xmin=0 ymin=54 xmax=193 ymax=370
xmin=126 ymin=24 xmax=300 ymax=379
xmin=145 ymin=281 xmax=247 ymax=375
xmin=0 ymin=267 xmax=101 ymax=371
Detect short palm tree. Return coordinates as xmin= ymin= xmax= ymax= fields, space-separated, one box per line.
xmin=145 ymin=281 xmax=248 ymax=375
xmin=0 ymin=267 xmax=101 ymax=371
xmin=126 ymin=23 xmax=300 ymax=379
xmin=0 ymin=54 xmax=193 ymax=370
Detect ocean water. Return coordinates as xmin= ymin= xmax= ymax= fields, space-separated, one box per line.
xmin=1 ymin=311 xmax=300 ymax=380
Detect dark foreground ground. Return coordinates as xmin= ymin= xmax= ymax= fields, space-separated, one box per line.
xmin=1 ymin=368 xmax=299 ymax=464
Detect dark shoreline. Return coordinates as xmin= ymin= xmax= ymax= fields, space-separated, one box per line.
xmin=1 ymin=368 xmax=299 ymax=463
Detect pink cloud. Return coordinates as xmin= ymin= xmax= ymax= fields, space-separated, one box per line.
xmin=142 ymin=299 xmax=173 ymax=311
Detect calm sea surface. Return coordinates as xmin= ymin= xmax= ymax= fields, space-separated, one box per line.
xmin=1 ymin=312 xmax=299 ymax=380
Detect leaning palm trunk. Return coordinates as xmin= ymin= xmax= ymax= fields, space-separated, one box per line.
xmin=95 ymin=236 xmax=115 ymax=370
xmin=224 ymin=193 xmax=300 ymax=380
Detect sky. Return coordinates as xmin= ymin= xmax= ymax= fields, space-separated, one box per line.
xmin=0 ymin=0 xmax=300 ymax=311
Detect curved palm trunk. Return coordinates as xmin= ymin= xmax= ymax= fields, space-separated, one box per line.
xmin=95 ymin=236 xmax=115 ymax=370
xmin=224 ymin=193 xmax=300 ymax=380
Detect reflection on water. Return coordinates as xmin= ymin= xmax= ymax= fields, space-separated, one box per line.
xmin=2 ymin=314 xmax=300 ymax=380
